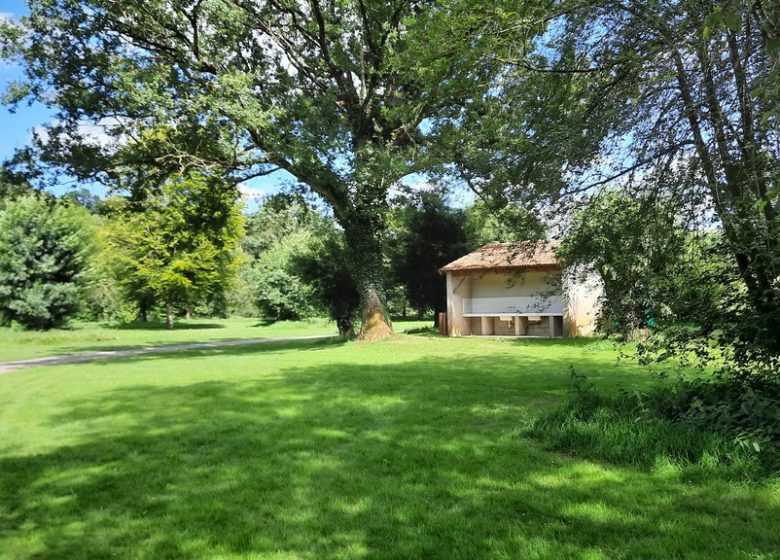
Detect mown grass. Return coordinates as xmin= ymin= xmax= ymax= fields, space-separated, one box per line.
xmin=0 ymin=317 xmax=431 ymax=362
xmin=1 ymin=335 xmax=778 ymax=559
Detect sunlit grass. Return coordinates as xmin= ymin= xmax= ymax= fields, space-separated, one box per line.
xmin=1 ymin=335 xmax=778 ymax=559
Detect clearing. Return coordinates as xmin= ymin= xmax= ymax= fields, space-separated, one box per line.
xmin=0 ymin=334 xmax=778 ymax=559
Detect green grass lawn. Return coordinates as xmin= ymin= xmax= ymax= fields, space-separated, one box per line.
xmin=0 ymin=317 xmax=431 ymax=362
xmin=1 ymin=335 xmax=778 ymax=559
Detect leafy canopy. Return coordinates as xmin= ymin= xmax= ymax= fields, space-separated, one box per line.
xmin=101 ymin=172 xmax=243 ymax=327
xmin=1 ymin=0 xmax=523 ymax=338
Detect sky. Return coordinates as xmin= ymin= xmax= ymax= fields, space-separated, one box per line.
xmin=0 ymin=1 xmax=44 ymax=162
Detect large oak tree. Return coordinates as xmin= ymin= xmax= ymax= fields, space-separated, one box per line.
xmin=1 ymin=0 xmax=507 ymax=339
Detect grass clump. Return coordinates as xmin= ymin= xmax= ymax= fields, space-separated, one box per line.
xmin=531 ymin=368 xmax=779 ymax=480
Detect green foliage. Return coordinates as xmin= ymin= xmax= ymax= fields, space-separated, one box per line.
xmin=290 ymin=223 xmax=360 ymax=336
xmin=252 ymin=234 xmax=315 ymax=321
xmin=223 ymin=260 xmax=259 ymax=318
xmin=560 ymin=190 xmax=706 ymax=337
xmin=391 ymin=192 xmax=470 ymax=321
xmin=654 ymin=376 xmax=780 ymax=463
xmin=243 ymin=194 xmax=359 ymax=330
xmin=533 ymin=369 xmax=778 ymax=478
xmin=80 ymin=269 xmax=126 ymax=323
xmin=60 ymin=188 xmax=101 ymax=213
xmin=242 ymin=194 xmax=327 ymax=321
xmin=0 ymin=166 xmax=33 ymax=210
xmin=464 ymin=199 xmax=547 ymax=245
xmin=241 ymin=193 xmax=325 ymax=259
xmin=101 ymin=173 xmax=243 ymax=327
xmin=0 ymin=195 xmax=94 ymax=329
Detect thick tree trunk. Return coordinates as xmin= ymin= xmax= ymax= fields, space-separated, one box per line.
xmin=343 ymin=211 xmax=393 ymax=341
xmin=357 ymin=282 xmax=392 ymax=340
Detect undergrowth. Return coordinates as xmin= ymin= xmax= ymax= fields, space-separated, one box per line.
xmin=531 ymin=367 xmax=780 ymax=481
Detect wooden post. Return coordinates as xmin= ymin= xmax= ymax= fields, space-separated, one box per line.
xmin=481 ymin=316 xmax=494 ymax=335
xmin=548 ymin=316 xmax=556 ymax=337
xmin=438 ymin=312 xmax=448 ymax=336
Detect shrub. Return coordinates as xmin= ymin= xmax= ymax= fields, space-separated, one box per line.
xmin=253 ymin=242 xmax=315 ymax=321
xmin=0 ymin=195 xmax=94 ymax=329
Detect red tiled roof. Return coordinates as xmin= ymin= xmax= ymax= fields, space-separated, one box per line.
xmin=439 ymin=241 xmax=561 ymax=274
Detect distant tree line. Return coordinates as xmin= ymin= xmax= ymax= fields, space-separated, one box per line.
xmin=0 ymin=169 xmax=546 ymax=334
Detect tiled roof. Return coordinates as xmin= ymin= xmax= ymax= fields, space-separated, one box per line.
xmin=439 ymin=241 xmax=561 ymax=274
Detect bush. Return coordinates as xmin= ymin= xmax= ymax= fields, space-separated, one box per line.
xmin=253 ymin=248 xmax=314 ymax=321
xmin=531 ymin=369 xmax=779 ymax=479
xmin=0 ymin=195 xmax=94 ymax=329
xmin=290 ymin=224 xmax=360 ymax=337
xmin=653 ymin=376 xmax=780 ymax=458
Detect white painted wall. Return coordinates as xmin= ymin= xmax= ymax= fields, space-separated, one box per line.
xmin=470 ymin=271 xmax=561 ymax=298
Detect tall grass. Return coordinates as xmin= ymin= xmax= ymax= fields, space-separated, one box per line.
xmin=530 ymin=368 xmax=777 ymax=480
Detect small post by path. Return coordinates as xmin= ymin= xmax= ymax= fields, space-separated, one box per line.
xmin=438 ymin=312 xmax=448 ymax=336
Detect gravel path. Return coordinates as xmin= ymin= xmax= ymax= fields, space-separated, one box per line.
xmin=0 ymin=334 xmax=337 ymax=374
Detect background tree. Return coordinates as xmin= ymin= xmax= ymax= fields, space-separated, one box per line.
xmin=251 ymin=233 xmax=316 ymax=321
xmin=0 ymin=195 xmax=94 ymax=329
xmin=61 ymin=188 xmax=102 ymax=214
xmin=392 ymin=192 xmax=470 ymax=323
xmin=291 ymin=223 xmax=360 ymax=337
xmin=102 ymin=173 xmax=243 ymax=328
xmin=242 ymin=193 xmax=326 ymax=321
xmin=2 ymin=0 xmax=506 ymax=339
xmin=241 ymin=194 xmax=325 ymax=260
xmin=464 ymin=199 xmax=548 ymax=246
xmin=560 ymin=190 xmax=690 ymax=338
xmin=451 ymin=0 xmax=780 ymax=372
xmin=241 ymin=193 xmax=359 ymax=330
xmin=0 ymin=165 xmax=33 ymax=210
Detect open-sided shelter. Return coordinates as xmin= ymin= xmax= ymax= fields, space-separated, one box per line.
xmin=439 ymin=242 xmax=601 ymax=337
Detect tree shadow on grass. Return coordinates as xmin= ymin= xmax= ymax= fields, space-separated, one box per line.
xmin=39 ymin=333 xmax=343 ymax=360
xmin=106 ymin=321 xmax=228 ymax=331
xmin=1 ymin=352 xmax=779 ymax=559
xmin=400 ymin=326 xmax=440 ymax=336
